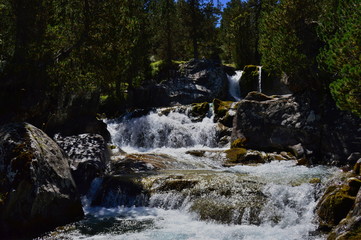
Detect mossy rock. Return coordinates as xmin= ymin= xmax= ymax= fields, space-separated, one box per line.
xmin=219 ymin=112 xmax=234 ymax=128
xmin=186 ymin=150 xmax=206 ymax=157
xmin=309 ymin=178 xmax=321 ymax=184
xmin=353 ymin=160 xmax=361 ymax=175
xmin=347 ymin=177 xmax=361 ymax=196
xmin=317 ymin=186 xmax=356 ymax=228
xmin=158 ymin=179 xmax=199 ymax=192
xmin=328 ymin=222 xmax=361 ymax=240
xmin=231 ymin=138 xmax=247 ymax=148
xmin=240 ymin=65 xmax=261 ymax=98
xmin=213 ymin=99 xmax=233 ymax=120
xmin=225 ymin=148 xmax=247 ymax=163
xmin=190 ymin=102 xmax=209 ymax=119
xmin=191 ymin=199 xmax=235 ymax=224
xmin=244 ymin=91 xmax=274 ymax=102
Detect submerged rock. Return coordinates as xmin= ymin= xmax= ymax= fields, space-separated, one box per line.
xmin=110 ymin=153 xmax=174 ymax=174
xmin=0 ymin=123 xmax=83 ymax=237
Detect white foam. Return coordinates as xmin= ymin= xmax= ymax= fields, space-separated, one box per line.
xmin=53 ymin=206 xmax=326 ymax=240
xmin=227 ymin=70 xmax=243 ymax=101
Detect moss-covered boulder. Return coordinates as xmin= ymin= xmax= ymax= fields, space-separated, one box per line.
xmin=327 ymin=186 xmax=361 ymax=240
xmin=244 ymin=91 xmax=274 ymax=102
xmin=0 ymin=123 xmax=83 ymax=238
xmin=190 ymin=102 xmax=210 ymax=120
xmin=353 ymin=159 xmax=361 ymax=175
xmin=316 ymin=184 xmax=356 ymax=229
xmin=213 ymin=98 xmax=237 ymax=128
xmin=231 ymin=138 xmax=247 ymax=148
xmin=225 ymin=148 xmax=247 ymax=163
xmin=225 ymin=148 xmax=267 ymax=165
xmin=239 ymin=65 xmax=261 ymax=98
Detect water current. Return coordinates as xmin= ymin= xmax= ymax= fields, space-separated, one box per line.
xmin=40 ymin=104 xmax=340 ymax=240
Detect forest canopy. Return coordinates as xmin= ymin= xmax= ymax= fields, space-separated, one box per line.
xmin=0 ymin=0 xmax=360 ymax=118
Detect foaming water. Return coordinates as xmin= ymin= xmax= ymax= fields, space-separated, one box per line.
xmin=40 ymin=107 xmax=338 ymax=240
xmin=107 ymin=108 xmax=217 ymax=150
xmin=59 ymin=206 xmax=324 ymax=240
xmin=41 ymin=161 xmax=336 ymax=240
xmin=227 ymin=70 xmax=243 ymax=101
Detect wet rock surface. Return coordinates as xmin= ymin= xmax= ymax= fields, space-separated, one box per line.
xmin=54 ymin=133 xmax=110 ymax=194
xmin=0 ymin=123 xmax=83 ymax=237
xmin=316 ymin=158 xmax=361 ymax=240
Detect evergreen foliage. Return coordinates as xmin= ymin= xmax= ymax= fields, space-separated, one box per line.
xmin=220 ymin=0 xmax=261 ymax=68
xmin=318 ymin=0 xmax=361 ymax=116
xmin=258 ymin=0 xmax=321 ymax=85
xmin=0 ymin=0 xmax=360 ymax=119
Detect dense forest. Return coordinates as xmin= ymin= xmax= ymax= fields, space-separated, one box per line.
xmin=0 ymin=0 xmax=360 ymax=125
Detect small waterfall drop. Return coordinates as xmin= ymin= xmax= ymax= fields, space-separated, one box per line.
xmin=227 ymin=70 xmax=243 ymax=101
xmin=106 ymin=106 xmax=218 ymax=151
xmin=258 ymin=66 xmax=262 ymax=93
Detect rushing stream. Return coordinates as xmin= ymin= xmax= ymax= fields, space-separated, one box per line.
xmin=40 ymin=105 xmax=339 ymax=240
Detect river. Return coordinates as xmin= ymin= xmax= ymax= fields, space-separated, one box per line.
xmin=39 ymin=103 xmax=340 ymax=240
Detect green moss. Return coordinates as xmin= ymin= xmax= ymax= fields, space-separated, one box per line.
xmin=343 ymin=226 xmax=361 ymax=240
xmin=150 ymin=60 xmax=164 ymax=77
xmin=225 ymin=148 xmax=247 ymax=163
xmin=231 ymin=138 xmax=246 ymax=148
xmin=190 ymin=102 xmax=209 ymax=118
xmin=353 ymin=161 xmax=361 ymax=175
xmin=222 ymin=63 xmax=237 ymax=68
xmin=309 ymin=178 xmax=321 ymax=184
xmin=158 ymin=179 xmax=198 ymax=192
xmin=108 ymin=145 xmax=117 ymax=150
xmin=213 ymin=99 xmax=233 ymax=120
xmin=318 ymin=186 xmax=356 ymax=226
xmin=347 ymin=178 xmax=361 ymax=196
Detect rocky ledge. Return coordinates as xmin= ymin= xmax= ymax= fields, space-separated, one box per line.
xmin=132 ymin=59 xmax=228 ymax=108
xmin=232 ymin=91 xmax=361 ymax=165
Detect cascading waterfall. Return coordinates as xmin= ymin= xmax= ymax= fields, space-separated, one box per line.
xmin=106 ymin=106 xmax=218 ymax=151
xmin=42 ymin=105 xmax=338 ymax=240
xmin=258 ymin=66 xmax=262 ymax=93
xmin=227 ymin=70 xmax=243 ymax=101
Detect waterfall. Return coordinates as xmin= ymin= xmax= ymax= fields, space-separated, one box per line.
xmin=106 ymin=106 xmax=218 ymax=151
xmin=258 ymin=66 xmax=262 ymax=93
xmin=227 ymin=70 xmax=243 ymax=101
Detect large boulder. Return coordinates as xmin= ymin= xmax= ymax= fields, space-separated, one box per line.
xmin=232 ymin=91 xmax=361 ymax=165
xmin=54 ymin=133 xmax=110 ymax=195
xmin=327 ymin=187 xmax=361 ymax=240
xmin=0 ymin=123 xmax=83 ymax=237
xmin=132 ymin=59 xmax=228 ymax=108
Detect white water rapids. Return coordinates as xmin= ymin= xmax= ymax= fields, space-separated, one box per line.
xmin=40 ymin=106 xmax=339 ymax=240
